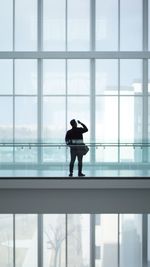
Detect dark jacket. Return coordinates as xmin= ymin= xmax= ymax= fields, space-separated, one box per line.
xmin=65 ymin=124 xmax=88 ymax=146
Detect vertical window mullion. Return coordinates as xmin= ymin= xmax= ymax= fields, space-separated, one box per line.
xmin=142 ymin=214 xmax=148 ymax=267
xmin=66 ymin=0 xmax=68 ymax=51
xmin=143 ymin=0 xmax=148 ymax=51
xmin=38 ymin=214 xmax=43 ymax=267
xmin=143 ymin=59 xmax=148 ymax=162
xmin=118 ymin=213 xmax=120 ymax=267
xmin=13 ymin=214 xmax=15 ymax=267
xmin=90 ymin=0 xmax=95 ymax=51
xmin=118 ymin=0 xmax=120 ymax=163
xmin=90 ymin=59 xmax=96 ymax=165
xmin=37 ymin=0 xmax=43 ymax=164
xmin=13 ymin=59 xmax=15 ymax=163
xmin=90 ymin=0 xmax=96 ymax=165
xmin=90 ymin=214 xmax=95 ymax=267
xmin=38 ymin=59 xmax=42 ymax=164
xmin=66 ymin=214 xmax=68 ymax=267
xmin=118 ymin=59 xmax=120 ymax=163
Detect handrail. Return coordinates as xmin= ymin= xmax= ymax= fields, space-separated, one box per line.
xmin=0 ymin=142 xmax=150 ymax=148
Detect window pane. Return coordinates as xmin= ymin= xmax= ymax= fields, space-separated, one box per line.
xmin=120 ymin=0 xmax=142 ymax=51
xmin=95 ymin=214 xmax=118 ymax=267
xmin=0 ymin=97 xmax=13 ymax=141
xmin=96 ymin=0 xmax=118 ymax=51
xmin=96 ymin=97 xmax=118 ymax=162
xmin=120 ymin=96 xmax=142 ymax=162
xmin=15 ymin=214 xmax=37 ymax=267
xmin=43 ymin=215 xmax=66 ymax=267
xmin=68 ymin=60 xmax=90 ymax=95
xmin=15 ymin=0 xmax=37 ymax=50
xmin=15 ymin=97 xmax=37 ymax=162
xmin=0 ymin=215 xmax=13 ymax=267
xmin=96 ymin=60 xmax=118 ymax=95
xmin=0 ymin=0 xmax=13 ymax=51
xmin=43 ymin=60 xmax=65 ymax=95
xmin=43 ymin=97 xmax=66 ymax=162
xmin=67 ymin=0 xmax=90 ymax=51
xmin=120 ymin=214 xmax=142 ymax=267
xmin=0 ymin=97 xmax=13 ymax=162
xmin=0 ymin=60 xmax=13 ymax=95
xmin=68 ymin=214 xmax=90 ymax=267
xmin=43 ymin=0 xmax=65 ymax=51
xmin=120 ymin=60 xmax=142 ymax=95
xmin=120 ymin=97 xmax=142 ymax=142
xmin=15 ymin=60 xmax=37 ymax=95
xmin=96 ymin=97 xmax=118 ymax=142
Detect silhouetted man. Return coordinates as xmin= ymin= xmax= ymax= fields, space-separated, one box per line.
xmin=65 ymin=119 xmax=88 ymax=177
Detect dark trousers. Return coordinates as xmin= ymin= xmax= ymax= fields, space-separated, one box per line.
xmin=69 ymin=148 xmax=83 ymax=174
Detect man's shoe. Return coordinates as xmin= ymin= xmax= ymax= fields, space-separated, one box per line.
xmin=69 ymin=173 xmax=73 ymax=177
xmin=78 ymin=173 xmax=85 ymax=177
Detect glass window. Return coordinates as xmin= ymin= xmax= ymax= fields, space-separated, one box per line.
xmin=120 ymin=60 xmax=142 ymax=95
xmin=0 ymin=97 xmax=13 ymax=162
xmin=96 ymin=96 xmax=118 ymax=142
xmin=67 ymin=0 xmax=90 ymax=51
xmin=15 ymin=97 xmax=37 ymax=141
xmin=43 ymin=214 xmax=66 ymax=267
xmin=120 ymin=97 xmax=142 ymax=162
xmin=43 ymin=0 xmax=66 ymax=51
xmin=120 ymin=214 xmax=142 ymax=267
xmin=0 ymin=0 xmax=13 ymax=51
xmin=0 ymin=215 xmax=13 ymax=267
xmin=96 ymin=96 xmax=118 ymax=162
xmin=15 ymin=97 xmax=37 ymax=162
xmin=43 ymin=60 xmax=66 ymax=95
xmin=0 ymin=60 xmax=13 ymax=95
xmin=15 ymin=214 xmax=37 ymax=267
xmin=15 ymin=0 xmax=37 ymax=51
xmin=96 ymin=0 xmax=118 ymax=51
xmin=0 ymin=97 xmax=13 ymax=141
xmin=43 ymin=97 xmax=66 ymax=162
xmin=96 ymin=60 xmax=118 ymax=95
xmin=120 ymin=0 xmax=142 ymax=51
xmin=95 ymin=214 xmax=118 ymax=267
xmin=68 ymin=60 xmax=90 ymax=95
xmin=120 ymin=96 xmax=142 ymax=143
xmin=68 ymin=214 xmax=90 ymax=267
xmin=15 ymin=60 xmax=37 ymax=95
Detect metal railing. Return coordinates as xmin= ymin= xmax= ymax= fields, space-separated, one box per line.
xmin=0 ymin=142 xmax=150 ymax=148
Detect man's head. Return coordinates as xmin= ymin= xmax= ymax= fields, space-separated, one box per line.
xmin=70 ymin=119 xmax=77 ymax=128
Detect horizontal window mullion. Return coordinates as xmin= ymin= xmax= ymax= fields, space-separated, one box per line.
xmin=0 ymin=51 xmax=150 ymax=59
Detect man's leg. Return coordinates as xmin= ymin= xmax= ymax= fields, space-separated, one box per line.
xmin=69 ymin=149 xmax=76 ymax=176
xmin=77 ymin=154 xmax=85 ymax=176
